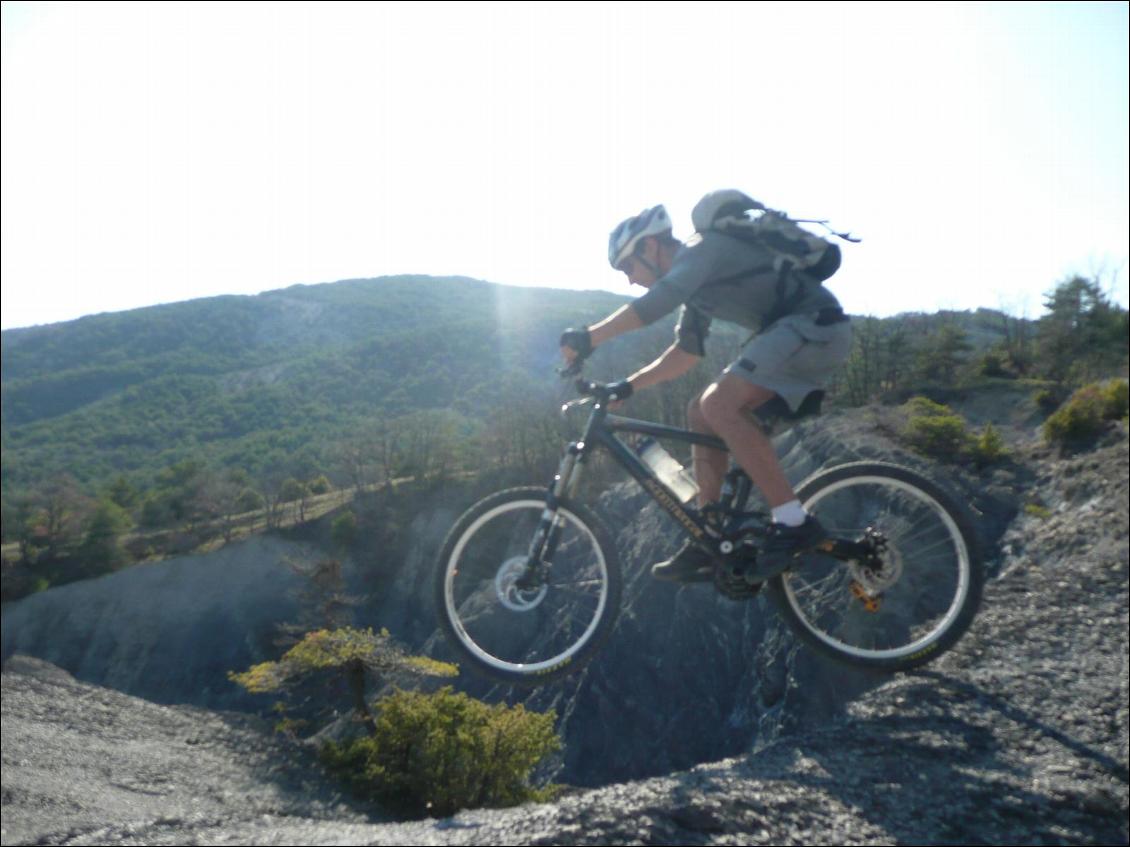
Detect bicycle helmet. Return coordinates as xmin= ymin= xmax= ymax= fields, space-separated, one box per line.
xmin=608 ymin=205 xmax=672 ymax=269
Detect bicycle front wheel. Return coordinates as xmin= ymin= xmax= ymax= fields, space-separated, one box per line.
xmin=434 ymin=487 xmax=622 ymax=686
xmin=767 ymin=462 xmax=983 ymax=672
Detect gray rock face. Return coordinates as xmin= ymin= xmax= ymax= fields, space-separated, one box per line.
xmin=2 ymin=422 xmax=1127 ymax=845
xmin=0 ymin=409 xmax=1014 ymax=789
xmin=0 ymin=656 xmax=379 ymax=846
xmin=1 ymin=536 xmax=318 ymax=711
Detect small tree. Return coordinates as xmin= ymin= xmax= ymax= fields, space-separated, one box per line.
xmin=229 ymin=626 xmax=456 ymax=736
xmin=198 ymin=471 xmax=246 ymax=543
xmin=19 ymin=475 xmax=90 ymax=562
xmin=278 ymin=478 xmax=308 ymax=523
xmin=154 ymin=458 xmax=209 ymax=531
xmin=1036 ymin=275 xmax=1129 ymax=384
xmin=841 ymin=316 xmax=912 ymax=405
xmin=915 ymin=323 xmax=973 ymax=387
xmin=978 ymin=348 xmax=1013 ymax=379
xmin=971 ymin=423 xmax=1009 ymax=467
xmin=75 ymin=498 xmax=132 ymax=577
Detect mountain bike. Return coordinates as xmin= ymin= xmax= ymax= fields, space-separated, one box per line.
xmin=435 ymin=378 xmax=983 ymax=686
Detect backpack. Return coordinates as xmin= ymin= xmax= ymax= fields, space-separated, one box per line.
xmin=690 ymin=189 xmax=859 ymax=283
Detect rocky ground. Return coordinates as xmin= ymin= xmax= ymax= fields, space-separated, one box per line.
xmin=3 ymin=426 xmax=1128 ymax=846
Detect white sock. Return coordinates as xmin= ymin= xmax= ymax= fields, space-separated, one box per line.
xmin=771 ymin=500 xmax=808 ymax=527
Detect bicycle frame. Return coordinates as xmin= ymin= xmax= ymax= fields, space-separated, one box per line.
xmin=597 ymin=413 xmax=726 ymax=543
xmin=520 ymin=390 xmax=875 ymax=583
xmin=524 ymin=395 xmax=753 ymax=577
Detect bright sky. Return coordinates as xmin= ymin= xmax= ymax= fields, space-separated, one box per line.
xmin=2 ymin=1 xmax=1127 ymax=330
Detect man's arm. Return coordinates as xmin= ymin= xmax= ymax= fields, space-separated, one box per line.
xmin=563 ymin=306 xmax=701 ymax=388
xmin=560 ymin=304 xmax=644 ymax=366
xmin=588 ymin=304 xmax=643 ymax=347
xmin=626 ymin=343 xmax=701 ymax=392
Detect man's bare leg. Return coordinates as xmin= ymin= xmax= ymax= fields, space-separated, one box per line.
xmin=689 ymin=375 xmax=827 ymax=580
xmin=697 ymin=375 xmax=796 ymax=509
xmin=687 ymin=395 xmax=728 ymax=507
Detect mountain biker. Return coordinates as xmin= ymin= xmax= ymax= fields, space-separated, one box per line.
xmin=560 ymin=202 xmax=852 ymax=584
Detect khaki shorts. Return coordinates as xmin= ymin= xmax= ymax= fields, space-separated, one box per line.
xmin=722 ymin=313 xmax=853 ymax=412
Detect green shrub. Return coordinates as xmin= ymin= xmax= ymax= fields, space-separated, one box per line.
xmin=970 ymin=423 xmax=1008 ymax=467
xmin=900 ymin=396 xmax=1009 ymax=467
xmin=279 ymin=478 xmax=307 ymax=503
xmin=1035 ymin=388 xmax=1064 ymax=413
xmin=236 ymin=488 xmax=265 ymax=513
xmin=905 ymin=414 xmax=971 ymax=458
xmin=75 ymin=498 xmax=132 ymax=577
xmin=321 ymin=686 xmax=561 ymax=817
xmin=901 ymin=398 xmax=973 ymax=459
xmin=1043 ymin=380 xmax=1128 ymax=446
xmin=979 ymin=350 xmax=1013 ymax=378
xmin=1101 ymin=379 xmax=1129 ymax=420
xmin=271 ymin=702 xmax=309 ymax=739
xmin=903 ymin=396 xmax=953 ymax=419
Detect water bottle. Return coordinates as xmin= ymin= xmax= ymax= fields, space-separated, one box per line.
xmin=636 ymin=437 xmax=699 ymax=504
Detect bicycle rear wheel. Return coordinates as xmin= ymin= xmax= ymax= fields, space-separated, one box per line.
xmin=767 ymin=462 xmax=982 ymax=671
xmin=435 ymin=487 xmax=621 ymax=686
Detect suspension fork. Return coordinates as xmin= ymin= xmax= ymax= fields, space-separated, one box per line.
xmin=520 ymin=441 xmax=585 ymax=586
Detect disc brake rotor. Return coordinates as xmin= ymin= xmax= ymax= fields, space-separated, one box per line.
xmin=495 ymin=557 xmax=548 ymax=611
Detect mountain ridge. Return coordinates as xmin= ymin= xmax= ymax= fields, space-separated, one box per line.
xmin=0 ymin=275 xmax=638 ymax=496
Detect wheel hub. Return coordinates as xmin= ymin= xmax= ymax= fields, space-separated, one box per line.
xmin=849 ymin=528 xmax=903 ymax=594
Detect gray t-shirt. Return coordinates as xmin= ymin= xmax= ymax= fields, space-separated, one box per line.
xmin=631 ymin=231 xmax=842 ymax=356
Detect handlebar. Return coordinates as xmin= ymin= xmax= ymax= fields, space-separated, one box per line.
xmin=557 ymin=354 xmax=631 ymax=405
xmin=573 ymin=378 xmax=632 ymax=403
xmin=559 ymin=380 xmax=620 ymax=421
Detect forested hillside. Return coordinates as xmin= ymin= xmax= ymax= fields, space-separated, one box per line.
xmin=2 ymin=276 xmax=626 ymax=488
